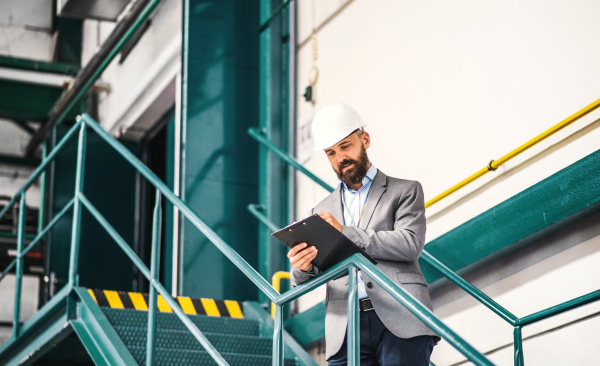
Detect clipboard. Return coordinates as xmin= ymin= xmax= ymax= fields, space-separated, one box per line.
xmin=272 ymin=214 xmax=377 ymax=273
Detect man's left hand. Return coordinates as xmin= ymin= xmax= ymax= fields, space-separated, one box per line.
xmin=317 ymin=212 xmax=342 ymax=232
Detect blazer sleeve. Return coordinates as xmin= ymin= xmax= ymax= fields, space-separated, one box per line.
xmin=341 ymin=180 xmax=426 ymax=262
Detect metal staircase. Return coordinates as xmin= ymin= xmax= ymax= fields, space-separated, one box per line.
xmin=0 ymin=114 xmax=493 ymax=365
xmin=99 ymin=298 xmax=298 ymax=366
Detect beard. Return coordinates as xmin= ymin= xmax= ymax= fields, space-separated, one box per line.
xmin=334 ymin=145 xmax=370 ymax=186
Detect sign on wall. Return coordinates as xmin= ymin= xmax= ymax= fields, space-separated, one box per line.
xmin=296 ymin=114 xmax=314 ymax=163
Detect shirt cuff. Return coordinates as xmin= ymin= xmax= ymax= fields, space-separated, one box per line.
xmin=300 ymin=265 xmax=315 ymax=274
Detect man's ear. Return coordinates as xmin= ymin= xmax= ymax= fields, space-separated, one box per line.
xmin=362 ymin=131 xmax=370 ymax=149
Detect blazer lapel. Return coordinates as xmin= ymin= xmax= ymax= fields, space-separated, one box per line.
xmin=360 ymin=171 xmax=387 ymax=229
xmin=329 ymin=186 xmax=344 ymax=224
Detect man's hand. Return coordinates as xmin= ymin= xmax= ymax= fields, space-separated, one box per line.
xmin=288 ymin=243 xmax=317 ymax=271
xmin=318 ymin=212 xmax=343 ymax=232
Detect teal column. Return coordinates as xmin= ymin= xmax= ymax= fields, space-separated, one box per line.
xmin=180 ymin=0 xmax=261 ymax=301
xmin=258 ymin=0 xmax=291 ymax=303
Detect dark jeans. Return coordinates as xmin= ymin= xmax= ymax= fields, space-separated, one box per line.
xmin=328 ymin=310 xmax=436 ymax=366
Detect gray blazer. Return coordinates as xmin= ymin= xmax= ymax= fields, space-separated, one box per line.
xmin=290 ymin=170 xmax=438 ymax=360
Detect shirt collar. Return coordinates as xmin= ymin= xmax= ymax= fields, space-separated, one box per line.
xmin=341 ymin=163 xmax=377 ymax=192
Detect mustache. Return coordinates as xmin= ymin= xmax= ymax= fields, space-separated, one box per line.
xmin=338 ymin=159 xmax=357 ymax=171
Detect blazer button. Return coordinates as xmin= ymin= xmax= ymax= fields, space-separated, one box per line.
xmin=367 ymin=282 xmax=373 ymax=289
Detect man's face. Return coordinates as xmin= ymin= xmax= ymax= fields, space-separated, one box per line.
xmin=324 ymin=130 xmax=371 ymax=186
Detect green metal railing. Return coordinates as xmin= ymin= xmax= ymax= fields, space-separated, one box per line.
xmin=0 ymin=113 xmax=494 ymax=366
xmin=247 ymin=126 xmax=600 ymax=366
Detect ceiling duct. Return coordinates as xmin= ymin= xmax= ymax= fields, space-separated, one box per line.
xmin=57 ymin=0 xmax=131 ymax=21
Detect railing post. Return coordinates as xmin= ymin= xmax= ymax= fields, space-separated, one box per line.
xmin=68 ymin=122 xmax=87 ymax=286
xmin=273 ymin=304 xmax=284 ymax=366
xmin=347 ymin=267 xmax=359 ymax=366
xmin=147 ymin=190 xmax=162 ymax=366
xmin=12 ymin=192 xmax=26 ymax=339
xmin=514 ymin=326 xmax=524 ymax=366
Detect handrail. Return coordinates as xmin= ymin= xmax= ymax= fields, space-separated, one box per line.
xmin=82 ymin=115 xmax=279 ymax=301
xmin=79 ymin=115 xmax=492 ymax=365
xmin=247 ymin=128 xmax=600 ymax=365
xmin=0 ymin=114 xmax=495 ymax=366
xmin=271 ymin=271 xmax=290 ymax=318
xmin=424 ymin=97 xmax=600 ymax=208
xmin=25 ymin=0 xmax=164 ymax=157
xmin=248 ymin=127 xmax=334 ymax=193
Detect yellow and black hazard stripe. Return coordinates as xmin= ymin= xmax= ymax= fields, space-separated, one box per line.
xmin=88 ymin=289 xmax=243 ymax=318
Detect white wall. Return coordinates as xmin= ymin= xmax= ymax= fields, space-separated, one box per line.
xmin=0 ymin=120 xmax=40 ymax=205
xmin=83 ymin=0 xmax=181 ymax=137
xmin=294 ymin=1 xmax=600 ymax=364
xmin=0 ymin=0 xmax=54 ymax=61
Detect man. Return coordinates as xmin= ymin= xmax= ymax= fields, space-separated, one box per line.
xmin=289 ymin=103 xmax=439 ymax=366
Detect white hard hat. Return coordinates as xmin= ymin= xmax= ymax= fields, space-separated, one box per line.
xmin=312 ymin=103 xmax=367 ymax=151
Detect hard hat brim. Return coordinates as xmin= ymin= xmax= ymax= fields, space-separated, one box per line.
xmin=313 ymin=125 xmax=367 ymax=151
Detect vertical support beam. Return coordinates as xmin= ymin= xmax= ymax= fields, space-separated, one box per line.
xmin=259 ymin=0 xmax=291 ymax=304
xmin=273 ymin=304 xmax=284 ymax=366
xmin=147 ymin=190 xmax=162 ymax=366
xmin=347 ymin=267 xmax=359 ymax=366
xmin=514 ymin=326 xmax=525 ymax=366
xmin=180 ymin=0 xmax=260 ymax=301
xmin=68 ymin=122 xmax=87 ymax=286
xmin=12 ymin=192 xmax=26 ymax=339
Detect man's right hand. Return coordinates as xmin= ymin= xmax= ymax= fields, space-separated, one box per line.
xmin=287 ymin=243 xmax=318 ymax=271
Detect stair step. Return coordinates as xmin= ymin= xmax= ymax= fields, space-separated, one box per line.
xmin=128 ymin=346 xmax=297 ymax=366
xmin=114 ymin=325 xmax=272 ymax=355
xmin=102 ymin=307 xmax=259 ymax=337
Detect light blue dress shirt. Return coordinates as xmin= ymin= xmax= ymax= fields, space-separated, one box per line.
xmin=341 ymin=163 xmax=377 ymax=299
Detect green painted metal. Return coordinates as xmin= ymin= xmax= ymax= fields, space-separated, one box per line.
xmin=248 ymin=127 xmax=334 ymax=193
xmin=518 ymin=288 xmax=600 ymax=326
xmin=25 ymin=0 xmax=163 ymax=156
xmin=258 ymin=0 xmax=294 ymax=32
xmin=244 ymin=301 xmax=319 ymax=366
xmin=248 ymin=140 xmax=600 ymax=364
xmin=258 ymin=0 xmax=293 ymax=305
xmin=0 ymin=55 xmax=80 ymax=75
xmin=274 ymin=254 xmax=493 ymax=366
xmin=420 ymin=250 xmax=518 ymax=325
xmin=0 ymin=198 xmax=74 ymax=283
xmin=1 ymin=113 xmax=499 ymax=366
xmin=273 ymin=305 xmax=284 ymax=366
xmin=68 ymin=123 xmax=87 ymax=286
xmin=4 ymin=313 xmax=72 ymax=366
xmin=0 ymin=120 xmax=82 ymax=224
xmin=180 ymin=0 xmax=260 ymax=302
xmin=0 ymin=80 xmax=66 ymax=122
xmin=38 ymin=142 xmax=47 ymax=235
xmin=80 ymin=114 xmax=278 ymax=300
xmin=12 ymin=192 xmax=26 ymax=339
xmin=147 ymin=191 xmax=162 ymax=366
xmin=283 ymin=301 xmax=325 ymax=347
xmin=513 ymin=327 xmax=524 ymax=366
xmin=73 ymin=287 xmax=139 ymax=366
xmin=347 ymin=267 xmax=359 ymax=366
xmin=248 ymin=203 xmax=281 ymax=232
xmin=421 ymin=148 xmax=600 ymax=284
xmin=0 ymin=154 xmax=41 ymax=167
xmin=48 ymin=124 xmax=138 ymax=293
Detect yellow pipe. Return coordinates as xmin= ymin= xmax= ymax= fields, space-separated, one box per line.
xmin=425 ymin=97 xmax=600 ymax=208
xmin=271 ymin=271 xmax=290 ymax=318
